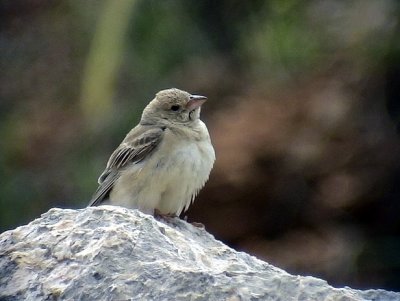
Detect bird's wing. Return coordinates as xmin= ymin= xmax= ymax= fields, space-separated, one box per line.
xmin=88 ymin=125 xmax=166 ymax=206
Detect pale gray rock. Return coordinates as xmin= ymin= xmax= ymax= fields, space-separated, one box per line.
xmin=0 ymin=206 xmax=399 ymax=301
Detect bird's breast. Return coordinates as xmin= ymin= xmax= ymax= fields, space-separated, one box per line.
xmin=154 ymin=131 xmax=215 ymax=181
xmin=148 ymin=129 xmax=215 ymax=214
xmin=111 ymin=124 xmax=215 ymax=215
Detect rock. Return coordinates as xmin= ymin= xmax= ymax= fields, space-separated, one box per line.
xmin=0 ymin=206 xmax=399 ymax=301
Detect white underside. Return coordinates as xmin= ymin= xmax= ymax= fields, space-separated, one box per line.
xmin=109 ymin=122 xmax=215 ymax=215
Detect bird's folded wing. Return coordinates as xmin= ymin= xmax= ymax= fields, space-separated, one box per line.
xmin=88 ymin=126 xmax=165 ymax=206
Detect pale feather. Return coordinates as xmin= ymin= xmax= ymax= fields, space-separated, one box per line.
xmin=109 ymin=120 xmax=215 ymax=215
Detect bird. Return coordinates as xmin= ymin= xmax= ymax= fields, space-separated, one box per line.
xmin=88 ymin=88 xmax=215 ymax=217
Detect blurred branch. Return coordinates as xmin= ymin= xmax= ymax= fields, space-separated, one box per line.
xmin=80 ymin=0 xmax=136 ymax=128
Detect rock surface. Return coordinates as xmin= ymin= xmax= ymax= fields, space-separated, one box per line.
xmin=0 ymin=206 xmax=399 ymax=301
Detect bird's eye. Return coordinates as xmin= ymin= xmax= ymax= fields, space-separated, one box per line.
xmin=170 ymin=105 xmax=180 ymax=111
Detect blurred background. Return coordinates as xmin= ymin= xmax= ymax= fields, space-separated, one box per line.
xmin=1 ymin=0 xmax=400 ymax=291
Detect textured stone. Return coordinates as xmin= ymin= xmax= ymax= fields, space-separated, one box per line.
xmin=0 ymin=206 xmax=399 ymax=301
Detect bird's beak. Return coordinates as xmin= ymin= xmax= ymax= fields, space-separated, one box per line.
xmin=186 ymin=95 xmax=207 ymax=111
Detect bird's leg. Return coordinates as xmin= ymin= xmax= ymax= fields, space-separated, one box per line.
xmin=155 ymin=210 xmax=205 ymax=229
xmin=154 ymin=209 xmax=177 ymax=221
xmin=183 ymin=215 xmax=205 ymax=229
xmin=190 ymin=221 xmax=205 ymax=229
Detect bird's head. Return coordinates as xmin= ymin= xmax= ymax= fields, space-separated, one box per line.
xmin=141 ymin=88 xmax=207 ymax=126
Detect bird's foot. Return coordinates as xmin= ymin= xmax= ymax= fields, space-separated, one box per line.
xmin=183 ymin=216 xmax=205 ymax=229
xmin=190 ymin=221 xmax=205 ymax=229
xmin=154 ymin=209 xmax=177 ymax=221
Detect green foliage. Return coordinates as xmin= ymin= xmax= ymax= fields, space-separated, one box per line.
xmin=127 ymin=1 xmax=212 ymax=79
xmin=239 ymin=0 xmax=323 ymax=81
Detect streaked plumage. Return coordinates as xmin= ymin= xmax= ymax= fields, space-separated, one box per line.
xmin=89 ymin=88 xmax=215 ymax=216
